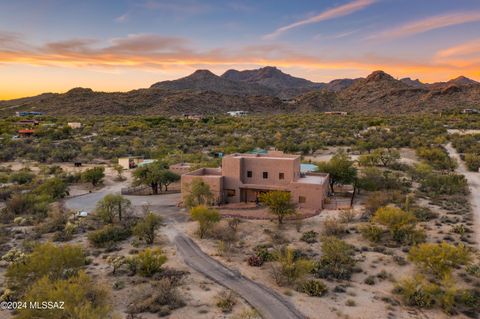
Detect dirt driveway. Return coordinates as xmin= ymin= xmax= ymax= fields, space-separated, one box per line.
xmin=446 ymin=143 xmax=480 ymax=247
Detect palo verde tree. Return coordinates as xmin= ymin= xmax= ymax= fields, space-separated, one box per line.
xmin=408 ymin=242 xmax=471 ymax=279
xmin=316 ymin=150 xmax=357 ymax=193
xmin=133 ymin=212 xmax=162 ymax=244
xmin=259 ymin=190 xmax=295 ymax=224
xmin=96 ymin=194 xmax=132 ymax=224
xmin=190 ymin=205 xmax=221 ymax=238
xmin=184 ymin=178 xmax=214 ymax=208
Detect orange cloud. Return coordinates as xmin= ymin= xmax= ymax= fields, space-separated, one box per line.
xmin=264 ymin=0 xmax=375 ymax=39
xmin=1 ymin=32 xmax=480 ymax=99
xmin=370 ymin=11 xmax=480 ymax=39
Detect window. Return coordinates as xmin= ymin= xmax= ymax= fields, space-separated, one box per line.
xmin=279 ymin=172 xmax=284 ymax=180
xmin=247 ymin=171 xmax=252 ymax=178
xmin=263 ymin=172 xmax=268 ymax=179
xmin=226 ymin=189 xmax=236 ymax=197
xmin=299 ymin=196 xmax=306 ymax=203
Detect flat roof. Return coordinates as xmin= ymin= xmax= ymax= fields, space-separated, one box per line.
xmin=225 ymin=152 xmax=299 ymax=160
xmin=294 ymin=174 xmax=328 ymax=185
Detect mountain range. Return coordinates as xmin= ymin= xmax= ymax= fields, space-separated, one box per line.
xmin=1 ymin=66 xmax=479 ymax=116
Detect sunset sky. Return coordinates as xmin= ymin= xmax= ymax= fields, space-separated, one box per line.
xmin=1 ymin=0 xmax=480 ymax=99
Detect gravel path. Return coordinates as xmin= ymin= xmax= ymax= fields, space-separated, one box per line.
xmin=174 ymin=233 xmax=305 ymax=319
xmin=446 ymin=143 xmax=480 ymax=247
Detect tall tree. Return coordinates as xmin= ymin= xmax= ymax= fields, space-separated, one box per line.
xmin=133 ymin=161 xmax=169 ymax=194
xmin=81 ymin=167 xmax=105 ymax=186
xmin=190 ymin=205 xmax=221 ymax=238
xmin=184 ymin=178 xmax=214 ymax=208
xmin=96 ymin=194 xmax=131 ymax=224
xmin=316 ymin=151 xmax=357 ymax=193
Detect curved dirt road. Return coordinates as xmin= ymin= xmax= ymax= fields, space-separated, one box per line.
xmin=446 ymin=143 xmax=480 ymax=247
xmin=174 ymin=234 xmax=305 ymax=319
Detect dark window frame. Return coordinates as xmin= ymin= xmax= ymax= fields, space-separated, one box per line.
xmin=263 ymin=171 xmax=268 ymax=179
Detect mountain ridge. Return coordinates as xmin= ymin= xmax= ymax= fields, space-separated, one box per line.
xmin=1 ymin=67 xmax=479 ymax=115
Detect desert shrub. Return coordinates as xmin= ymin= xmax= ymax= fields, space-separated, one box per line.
xmin=296 ymin=279 xmax=328 ymax=297
xmin=133 ymin=212 xmax=162 ymax=244
xmin=6 ymin=243 xmax=85 ymax=296
xmin=420 ymin=172 xmax=468 ymax=196
xmin=128 ymin=248 xmax=167 ymax=277
xmin=416 ymin=147 xmax=457 ymax=171
xmin=372 ymin=206 xmax=424 ymax=245
xmin=254 ymin=246 xmax=274 ymax=262
xmin=464 ymin=153 xmax=480 ymax=171
xmin=364 ymin=191 xmax=405 ymax=216
xmin=323 ymin=217 xmax=346 ymax=237
xmin=9 ymin=170 xmax=35 ymax=184
xmin=301 ymin=230 xmax=318 ymax=243
xmin=395 ymin=275 xmax=439 ymax=308
xmin=360 ymin=224 xmax=383 ymax=243
xmin=410 ymin=205 xmax=437 ymax=221
xmin=339 ymin=209 xmax=355 ymax=223
xmin=35 ymin=177 xmax=69 ymax=200
xmin=128 ymin=278 xmax=184 ymax=315
xmin=466 ymin=264 xmax=480 ymax=278
xmin=364 ymin=275 xmax=376 ymax=285
xmin=408 ymin=242 xmax=471 ymax=279
xmin=15 ymin=271 xmax=111 ymax=319
xmin=314 ymin=236 xmax=356 ymax=280
xmin=190 ymin=205 xmax=221 ymax=238
xmin=88 ymin=225 xmax=131 ymax=248
xmin=216 ymin=291 xmax=237 ymax=313
xmin=271 ymin=246 xmax=313 ymax=286
xmin=247 ymin=255 xmax=264 ymax=267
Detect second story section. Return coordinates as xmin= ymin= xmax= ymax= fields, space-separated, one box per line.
xmin=222 ymin=151 xmax=301 ymax=187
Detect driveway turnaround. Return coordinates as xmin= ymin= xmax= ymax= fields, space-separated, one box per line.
xmin=174 ymin=233 xmax=305 ymax=319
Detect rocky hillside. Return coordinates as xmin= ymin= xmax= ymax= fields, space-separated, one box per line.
xmin=1 ymin=68 xmax=479 ymax=116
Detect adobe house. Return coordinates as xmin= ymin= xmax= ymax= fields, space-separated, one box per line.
xmin=181 ymin=151 xmax=329 ymax=209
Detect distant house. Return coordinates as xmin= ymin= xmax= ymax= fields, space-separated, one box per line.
xmin=15 ymin=111 xmax=43 ymax=117
xmin=227 ymin=111 xmax=248 ymax=117
xmin=18 ymin=129 xmax=34 ymax=137
xmin=118 ymin=156 xmax=156 ymax=169
xmin=169 ymin=163 xmax=193 ymax=175
xmin=181 ymin=151 xmax=329 ymax=209
xmin=67 ymin=122 xmax=82 ymax=129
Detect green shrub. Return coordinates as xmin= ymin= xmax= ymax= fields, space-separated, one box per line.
xmin=6 ymin=243 xmax=85 ymax=296
xmin=129 ymin=248 xmax=167 ymax=277
xmin=296 ymin=280 xmax=328 ymax=297
xmin=216 ymin=291 xmax=236 ymax=313
xmin=323 ymin=218 xmax=345 ymax=237
xmin=408 ymin=242 xmax=471 ymax=279
xmin=88 ymin=225 xmax=131 ymax=248
xmin=300 ymin=230 xmax=318 ymax=243
xmin=314 ymin=237 xmax=356 ymax=280
xmin=395 ymin=275 xmax=438 ymax=308
xmin=360 ymin=224 xmax=383 ymax=243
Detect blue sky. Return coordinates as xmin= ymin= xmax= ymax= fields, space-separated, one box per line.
xmin=1 ymin=0 xmax=480 ymax=98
